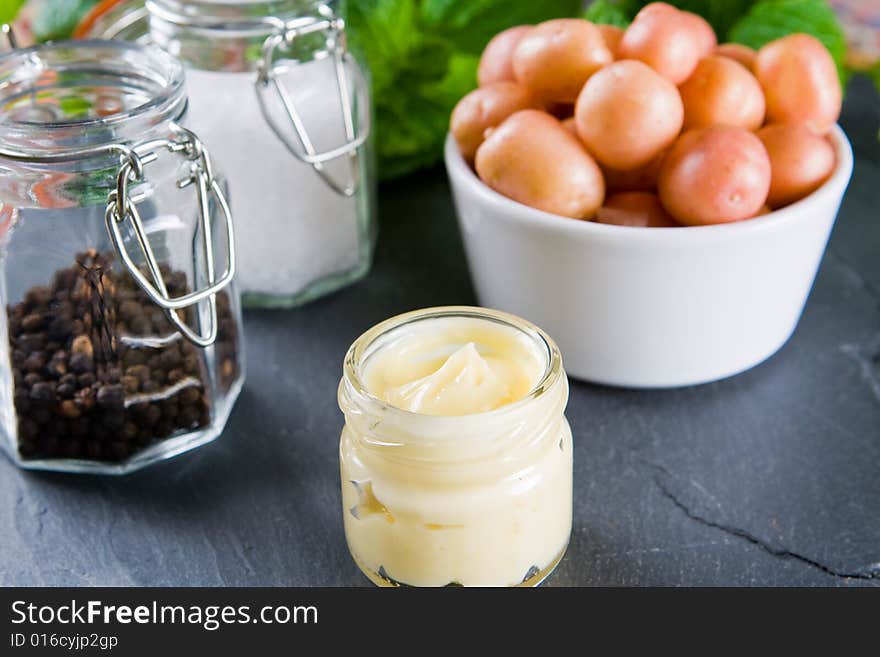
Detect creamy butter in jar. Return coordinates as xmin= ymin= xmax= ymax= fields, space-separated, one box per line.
xmin=338 ymin=307 xmax=572 ymax=587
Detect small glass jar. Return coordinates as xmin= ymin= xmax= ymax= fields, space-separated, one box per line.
xmin=338 ymin=307 xmax=573 ymax=587
xmin=0 ymin=39 xmax=244 ymax=473
xmin=81 ymin=0 xmax=376 ymax=308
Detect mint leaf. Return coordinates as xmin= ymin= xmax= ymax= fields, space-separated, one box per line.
xmin=348 ymin=0 xmax=457 ymax=178
xmin=0 ymin=0 xmax=27 ymax=25
xmin=582 ymin=1 xmax=758 ymax=37
xmin=728 ymin=0 xmax=847 ymax=83
xmin=349 ymin=0 xmax=585 ymax=179
xmin=663 ymin=1 xmax=757 ymax=39
xmin=420 ymin=0 xmax=583 ymax=54
xmin=582 ymin=0 xmax=636 ymax=27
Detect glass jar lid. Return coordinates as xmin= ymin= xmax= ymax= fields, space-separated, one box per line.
xmin=148 ymin=0 xmax=326 ymax=35
xmin=0 ymin=39 xmax=185 ymax=156
xmin=0 ymin=39 xmax=236 ymax=348
xmin=75 ymin=0 xmax=369 ymax=196
xmin=148 ymin=0 xmax=368 ymax=194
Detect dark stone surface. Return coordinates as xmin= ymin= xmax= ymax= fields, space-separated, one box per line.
xmin=1 ymin=80 xmax=878 ymax=588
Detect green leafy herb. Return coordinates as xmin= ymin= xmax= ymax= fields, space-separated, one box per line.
xmin=59 ymin=95 xmax=92 ymax=117
xmin=0 ymin=0 xmax=27 ymax=25
xmin=583 ymin=0 xmax=635 ymax=27
xmin=419 ymin=0 xmax=580 ymax=54
xmin=728 ymin=0 xmax=847 ymax=84
xmin=347 ymin=0 xmax=581 ymax=179
xmin=584 ymin=0 xmax=756 ymax=34
xmin=32 ymin=0 xmax=99 ymax=42
xmin=660 ymin=1 xmax=758 ymax=38
xmin=582 ymin=1 xmax=852 ymax=92
xmin=581 ymin=0 xmax=845 ymax=53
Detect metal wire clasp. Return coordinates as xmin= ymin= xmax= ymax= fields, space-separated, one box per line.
xmin=255 ymin=4 xmax=369 ymax=197
xmin=105 ymin=128 xmax=236 ymax=347
xmin=1 ymin=23 xmax=18 ymax=51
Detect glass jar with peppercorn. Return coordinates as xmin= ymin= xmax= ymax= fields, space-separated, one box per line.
xmin=0 ymin=38 xmax=244 ymax=473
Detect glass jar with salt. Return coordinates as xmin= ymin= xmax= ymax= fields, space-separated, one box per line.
xmin=82 ymin=0 xmax=375 ymax=307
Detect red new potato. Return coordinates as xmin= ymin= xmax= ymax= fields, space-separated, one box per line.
xmin=754 ymin=33 xmax=842 ymax=135
xmin=454 ymin=17 xmax=842 ymax=228
xmin=680 ymin=11 xmax=717 ymax=57
xmin=512 ymin=19 xmax=612 ymax=103
xmin=602 ymin=150 xmax=666 ymax=193
xmin=575 ymin=59 xmax=683 ymax=170
xmin=618 ymin=3 xmax=709 ymax=84
xmin=450 ymin=82 xmax=538 ymax=160
xmin=597 ymin=24 xmax=624 ymax=58
xmin=659 ymin=126 xmax=771 ymax=225
xmin=475 ymin=110 xmax=605 ymax=219
xmin=597 ymin=192 xmax=678 ymax=227
xmin=679 ymin=55 xmax=765 ymax=130
xmin=758 ymin=123 xmax=836 ymax=208
xmin=715 ymin=43 xmax=756 ymax=70
xmin=478 ymin=25 xmax=532 ymax=87
xmin=561 ymin=116 xmax=578 ymax=137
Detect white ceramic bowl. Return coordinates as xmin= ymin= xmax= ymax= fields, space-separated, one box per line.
xmin=445 ymin=127 xmax=853 ymax=387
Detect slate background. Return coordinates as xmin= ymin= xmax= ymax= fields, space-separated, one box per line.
xmin=1 ymin=79 xmax=878 ymax=587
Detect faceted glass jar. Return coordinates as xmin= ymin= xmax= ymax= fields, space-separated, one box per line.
xmin=0 ymin=40 xmax=245 ymax=473
xmin=338 ymin=307 xmax=573 ymax=587
xmin=83 ymin=0 xmax=377 ymax=308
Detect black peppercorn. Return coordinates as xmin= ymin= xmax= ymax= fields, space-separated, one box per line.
xmin=121 ymin=422 xmax=138 ymax=441
xmin=48 ymin=316 xmax=73 ymax=340
xmin=19 ymin=418 xmax=38 ymax=440
xmin=23 ymin=352 xmax=46 ymax=374
xmin=29 ymin=381 xmax=56 ymax=404
xmin=14 ymin=389 xmax=30 ymax=412
xmin=25 ymin=286 xmax=51 ymax=307
xmin=167 ymin=368 xmax=185 ymax=384
xmin=179 ymin=406 xmax=201 ymax=428
xmin=8 ymin=251 xmax=234 ymax=464
xmin=17 ymin=333 xmax=46 ymax=352
xmin=69 ymin=352 xmax=94 ymax=375
xmin=59 ymin=400 xmax=81 ymax=419
xmin=158 ymin=347 xmax=181 ymax=369
xmin=142 ymin=405 xmax=161 ymax=427
xmin=46 ymin=352 xmax=68 ymax=378
xmin=57 ymin=383 xmax=76 ymax=399
xmin=96 ymin=384 xmax=124 ymax=409
xmin=21 ymin=313 xmax=46 ymax=332
xmin=179 ymin=387 xmax=201 ymax=405
xmin=31 ymin=408 xmax=51 ymax=426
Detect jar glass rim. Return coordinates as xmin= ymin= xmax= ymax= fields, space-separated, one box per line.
xmin=147 ymin=0 xmax=328 ymax=34
xmin=0 ymin=39 xmax=185 ymax=154
xmin=343 ymin=306 xmax=563 ymax=422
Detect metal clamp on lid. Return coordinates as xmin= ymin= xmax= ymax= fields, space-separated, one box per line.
xmin=255 ymin=4 xmax=370 ymax=197
xmin=105 ymin=127 xmax=236 ymax=347
xmin=1 ymin=23 xmax=18 ymax=50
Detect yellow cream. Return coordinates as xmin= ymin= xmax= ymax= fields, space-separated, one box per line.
xmin=362 ymin=320 xmax=543 ymax=415
xmin=339 ymin=308 xmax=572 ymax=587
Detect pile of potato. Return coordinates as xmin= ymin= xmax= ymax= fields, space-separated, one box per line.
xmin=450 ymin=2 xmax=841 ymax=227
